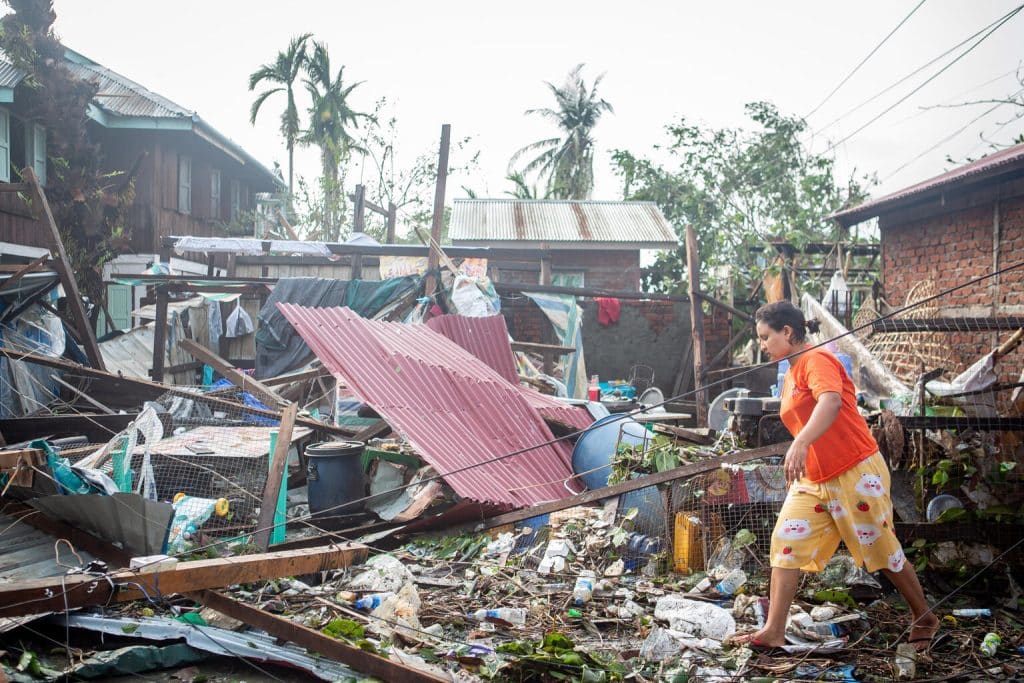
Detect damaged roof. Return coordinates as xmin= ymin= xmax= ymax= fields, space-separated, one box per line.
xmin=278 ymin=305 xmax=590 ymax=507
xmin=832 ymin=141 xmax=1024 ymax=226
xmin=450 ymin=199 xmax=678 ymax=248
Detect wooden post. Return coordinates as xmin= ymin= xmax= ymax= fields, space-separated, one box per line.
xmin=386 ymin=201 xmax=397 ymax=244
xmin=539 ymin=255 xmax=552 ymax=286
xmin=23 ymin=168 xmax=105 ymax=370
xmin=151 ymin=283 xmax=169 ymax=382
xmin=685 ymin=225 xmax=708 ymax=426
xmin=254 ymin=402 xmax=297 ymax=550
xmin=350 ymin=184 xmax=365 ymax=279
xmin=424 ymin=124 xmax=451 ymax=298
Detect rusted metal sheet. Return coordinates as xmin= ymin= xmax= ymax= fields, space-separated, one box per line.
xmin=450 ymin=199 xmax=677 ymax=247
xmin=278 ymin=304 xmax=586 ymax=506
xmin=833 ymin=142 xmax=1024 ymax=224
xmin=65 ymin=59 xmax=191 ymax=120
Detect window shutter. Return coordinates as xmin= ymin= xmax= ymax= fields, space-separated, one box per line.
xmin=210 ymin=169 xmax=221 ymax=219
xmin=178 ymin=155 xmax=191 ymax=214
xmin=230 ymin=180 xmax=240 ymax=221
xmin=0 ymin=109 xmax=9 ymax=183
xmin=32 ymin=124 xmax=46 ymax=185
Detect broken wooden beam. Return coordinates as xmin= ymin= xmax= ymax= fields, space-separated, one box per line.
xmin=451 ymin=441 xmax=791 ymax=533
xmin=180 ymin=338 xmax=286 ymax=408
xmin=24 ymin=167 xmax=105 ymax=371
xmin=253 ymin=403 xmax=298 ymax=550
xmin=190 ymin=590 xmax=449 ymax=683
xmin=0 ymin=543 xmax=367 ymax=618
xmin=0 ymin=255 xmax=49 ymax=295
xmin=685 ymin=224 xmax=708 ymax=426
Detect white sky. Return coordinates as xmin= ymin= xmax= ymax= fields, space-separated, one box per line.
xmin=54 ymin=1 xmax=1024 ymax=211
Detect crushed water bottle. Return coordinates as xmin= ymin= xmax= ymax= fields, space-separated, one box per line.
xmin=952 ymin=608 xmax=991 ymax=617
xmin=469 ymin=608 xmax=527 ymax=626
xmin=981 ymin=632 xmax=1001 ymax=656
xmin=714 ymin=568 xmax=747 ymax=596
xmin=572 ymin=570 xmax=596 ymax=605
xmin=354 ymin=592 xmax=395 ymax=610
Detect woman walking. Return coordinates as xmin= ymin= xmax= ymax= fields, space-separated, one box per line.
xmin=735 ymin=301 xmax=938 ymax=652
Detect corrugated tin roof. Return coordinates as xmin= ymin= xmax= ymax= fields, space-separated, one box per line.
xmin=278 ymin=304 xmax=587 ymax=507
xmin=65 ymin=59 xmax=192 ymax=120
xmin=0 ymin=60 xmax=27 ymax=89
xmin=425 ymin=314 xmax=519 ymax=383
xmin=450 ymin=199 xmax=679 ymax=247
xmin=833 ymin=142 xmax=1024 ymax=225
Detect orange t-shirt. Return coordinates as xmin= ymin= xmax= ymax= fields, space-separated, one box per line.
xmin=780 ymin=348 xmax=878 ymax=482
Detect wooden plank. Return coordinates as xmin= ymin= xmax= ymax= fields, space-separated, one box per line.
xmin=50 ymin=374 xmax=116 ymax=414
xmin=0 ymin=182 xmax=33 ymax=193
xmin=455 ymin=441 xmax=790 ymax=533
xmin=510 ymin=341 xmax=576 ymax=354
xmin=424 ymin=124 xmax=451 ymax=298
xmin=0 ymin=543 xmax=367 ymax=618
xmin=0 ymin=348 xmax=359 ymax=437
xmin=253 ymin=403 xmax=297 ymax=550
xmin=0 ymin=255 xmax=49 ymax=295
xmin=351 ymin=419 xmax=391 ymax=442
xmin=179 ymin=338 xmax=285 ymax=408
xmin=685 ymin=225 xmax=708 ymax=426
xmin=190 ymin=590 xmax=448 ymax=683
xmin=696 ymin=291 xmax=754 ymax=322
xmin=24 ymin=168 xmax=104 ymax=371
xmin=151 ymin=284 xmax=169 ymax=381
xmin=261 ymin=366 xmax=330 ymax=387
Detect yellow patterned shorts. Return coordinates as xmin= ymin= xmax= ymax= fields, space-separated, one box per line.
xmin=769 ymin=452 xmax=906 ymax=573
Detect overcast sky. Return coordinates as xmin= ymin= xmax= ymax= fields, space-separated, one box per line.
xmin=54 ymin=1 xmax=1024 ymax=216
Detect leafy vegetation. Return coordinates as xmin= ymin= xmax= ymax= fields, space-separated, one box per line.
xmin=612 ymin=102 xmax=873 ymax=294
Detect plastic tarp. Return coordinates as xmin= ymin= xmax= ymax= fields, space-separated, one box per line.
xmin=254 ymin=275 xmax=420 ymax=379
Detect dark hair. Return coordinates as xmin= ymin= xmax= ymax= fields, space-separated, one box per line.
xmin=754 ymin=301 xmax=820 ymax=342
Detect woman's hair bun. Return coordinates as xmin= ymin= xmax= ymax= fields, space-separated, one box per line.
xmin=804 ymin=318 xmax=821 ymax=334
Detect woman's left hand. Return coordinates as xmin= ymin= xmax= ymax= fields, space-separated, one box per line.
xmin=784 ymin=440 xmax=809 ymax=485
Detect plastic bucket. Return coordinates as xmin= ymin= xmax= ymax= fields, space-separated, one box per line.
xmin=305 ymin=441 xmax=366 ymax=517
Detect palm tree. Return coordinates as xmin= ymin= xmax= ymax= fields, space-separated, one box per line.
xmin=509 ymin=64 xmax=613 ymax=200
xmin=504 ymin=171 xmax=545 ymax=199
xmin=301 ymin=41 xmax=371 ymax=238
xmin=248 ymin=33 xmax=312 ymax=199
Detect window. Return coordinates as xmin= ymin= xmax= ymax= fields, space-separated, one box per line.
xmin=230 ymin=179 xmax=240 ymax=221
xmin=0 ymin=108 xmax=9 ymax=183
xmin=552 ymin=271 xmax=585 ymax=288
xmin=29 ymin=123 xmax=45 ymax=185
xmin=210 ymin=168 xmax=221 ymax=219
xmin=178 ymin=155 xmax=191 ymax=214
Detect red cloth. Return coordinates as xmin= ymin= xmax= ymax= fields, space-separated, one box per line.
xmin=596 ymin=297 xmax=621 ymax=326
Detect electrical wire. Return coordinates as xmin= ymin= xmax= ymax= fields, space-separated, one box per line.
xmin=812 ymin=4 xmax=1024 ymax=138
xmin=820 ymin=4 xmax=1024 ymax=156
xmin=804 ymin=0 xmax=928 ymax=119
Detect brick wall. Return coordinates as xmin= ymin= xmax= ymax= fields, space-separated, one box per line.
xmin=880 ymin=193 xmax=1024 ymax=376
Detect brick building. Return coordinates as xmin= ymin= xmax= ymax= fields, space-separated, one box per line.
xmin=833 ymin=143 xmax=1024 ymax=376
xmin=449 ymin=199 xmax=678 ymax=291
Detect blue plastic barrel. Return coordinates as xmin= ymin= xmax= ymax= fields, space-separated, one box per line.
xmin=571 ymin=414 xmax=651 ymax=490
xmin=305 ymin=441 xmax=366 ymax=517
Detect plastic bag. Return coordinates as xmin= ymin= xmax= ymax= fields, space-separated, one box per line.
xmin=225 ymin=300 xmax=253 ymax=338
xmin=822 ymin=271 xmax=849 ymax=317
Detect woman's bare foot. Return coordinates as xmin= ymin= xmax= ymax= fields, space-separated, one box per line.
xmin=730 ymin=628 xmax=786 ymax=648
xmin=908 ymin=613 xmax=940 ymax=652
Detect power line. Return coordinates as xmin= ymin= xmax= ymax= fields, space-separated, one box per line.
xmin=821 ymin=4 xmax=1024 ymax=156
xmin=805 ymin=0 xmax=927 ymax=119
xmin=881 ymin=86 xmax=1024 ymax=182
xmin=813 ymin=4 xmax=1024 ymax=138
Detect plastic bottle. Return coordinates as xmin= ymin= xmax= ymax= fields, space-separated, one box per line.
xmin=469 ymin=608 xmax=527 ymax=626
xmin=588 ymin=375 xmax=600 ymax=401
xmin=354 ymin=592 xmax=395 ymax=610
xmin=573 ymin=570 xmax=596 ymax=605
xmin=714 ymin=568 xmax=747 ymax=596
xmin=980 ymin=632 xmax=1001 ymax=656
xmin=952 ymin=608 xmax=991 ymax=617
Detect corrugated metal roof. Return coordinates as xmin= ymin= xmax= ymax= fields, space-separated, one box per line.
xmin=833 ymin=142 xmax=1024 ymax=225
xmin=65 ymin=59 xmax=192 ymax=120
xmin=0 ymin=60 xmax=27 ymax=89
xmin=425 ymin=314 xmax=519 ymax=383
xmin=450 ymin=199 xmax=679 ymax=247
xmin=278 ymin=304 xmax=587 ymax=507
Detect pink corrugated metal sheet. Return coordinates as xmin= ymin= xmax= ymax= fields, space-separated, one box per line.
xmin=426 ymin=314 xmax=519 ymax=384
xmin=278 ymin=304 xmax=587 ymax=506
